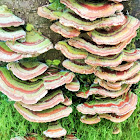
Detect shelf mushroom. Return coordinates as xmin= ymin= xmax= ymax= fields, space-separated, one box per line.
xmin=0 ymin=42 xmax=32 ymax=62
xmin=7 ymin=61 xmax=48 ymax=80
xmin=88 ymin=16 xmax=140 ymax=45
xmin=0 ymin=67 xmax=48 ymax=104
xmin=14 ymin=102 xmax=72 ymax=123
xmin=0 ymin=5 xmax=24 ymax=27
xmin=43 ymin=121 xmax=67 ymax=138
xmin=6 ymin=30 xmax=53 ymax=55
xmin=50 ymin=22 xmax=80 ymax=38
xmin=60 ymin=0 xmax=124 ymax=21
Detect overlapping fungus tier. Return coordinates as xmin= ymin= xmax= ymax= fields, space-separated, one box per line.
xmin=80 ymin=115 xmax=101 ymax=124
xmin=110 ymin=62 xmax=134 ymax=71
xmin=7 ymin=61 xmax=48 ymax=80
xmin=76 ymin=84 xmax=131 ymax=98
xmin=43 ymin=71 xmax=75 ymax=90
xmin=6 ymin=30 xmax=53 ymax=55
xmin=0 ymin=67 xmax=48 ymax=104
xmin=64 ymin=134 xmax=79 ymax=140
xmin=0 ymin=42 xmax=32 ymax=62
xmin=14 ymin=103 xmax=72 ymax=123
xmin=50 ymin=22 xmax=80 ymax=38
xmin=88 ymin=15 xmax=140 ymax=45
xmin=123 ymin=49 xmax=140 ymax=62
xmin=99 ymin=110 xmax=134 ymax=123
xmin=94 ymin=77 xmax=121 ymax=91
xmin=85 ymin=49 xmax=140 ymax=67
xmin=0 ymin=27 xmax=26 ymax=41
xmin=37 ymin=5 xmax=62 ymax=20
xmin=55 ymin=41 xmax=88 ymax=60
xmin=59 ymin=11 xmax=126 ymax=31
xmin=93 ymin=62 xmax=140 ymax=82
xmin=60 ymin=0 xmax=123 ymax=21
xmin=0 ymin=5 xmax=24 ymax=27
xmin=18 ymin=89 xmax=65 ymax=111
xmin=96 ymin=72 xmax=140 ymax=89
xmin=77 ymin=91 xmax=137 ymax=116
xmin=43 ymin=121 xmax=67 ymax=138
xmin=65 ymin=78 xmax=80 ymax=92
xmin=62 ymin=59 xmax=95 ymax=74
xmin=81 ymin=109 xmax=134 ymax=124
xmin=85 ymin=52 xmax=123 ymax=67
xmin=68 ymin=37 xmax=132 ymax=56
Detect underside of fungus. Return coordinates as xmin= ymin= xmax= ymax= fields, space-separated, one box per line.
xmin=6 ymin=30 xmax=53 ymax=55
xmin=0 ymin=5 xmax=25 ymax=27
xmin=60 ymin=0 xmax=124 ymax=21
xmin=14 ymin=102 xmax=72 ymax=123
xmin=7 ymin=60 xmax=48 ymax=80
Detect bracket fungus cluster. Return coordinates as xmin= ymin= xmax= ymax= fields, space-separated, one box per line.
xmin=0 ymin=5 xmax=77 ymax=139
xmin=38 ymin=0 xmax=140 ymax=127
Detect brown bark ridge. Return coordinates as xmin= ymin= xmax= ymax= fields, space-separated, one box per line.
xmin=0 ymin=0 xmax=139 ymax=61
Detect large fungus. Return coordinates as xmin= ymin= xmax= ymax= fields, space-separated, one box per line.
xmin=62 ymin=59 xmax=95 ymax=74
xmin=14 ymin=102 xmax=72 ymax=123
xmin=18 ymin=89 xmax=65 ymax=111
xmin=77 ymin=91 xmax=137 ymax=116
xmin=0 ymin=67 xmax=48 ymax=104
xmin=50 ymin=22 xmax=80 ymax=38
xmin=65 ymin=78 xmax=80 ymax=92
xmin=0 ymin=42 xmax=32 ymax=62
xmin=55 ymin=41 xmax=88 ymax=60
xmin=7 ymin=61 xmax=48 ymax=80
xmin=0 ymin=27 xmax=26 ymax=41
xmin=60 ymin=0 xmax=123 ymax=21
xmin=6 ymin=30 xmax=53 ymax=55
xmin=93 ymin=62 xmax=140 ymax=82
xmin=88 ymin=16 xmax=140 ymax=45
xmin=43 ymin=121 xmax=67 ymax=138
xmin=0 ymin=5 xmax=24 ymax=27
xmin=60 ymin=11 xmax=126 ymax=31
xmin=43 ymin=71 xmax=75 ymax=90
xmin=68 ymin=37 xmax=131 ymax=56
